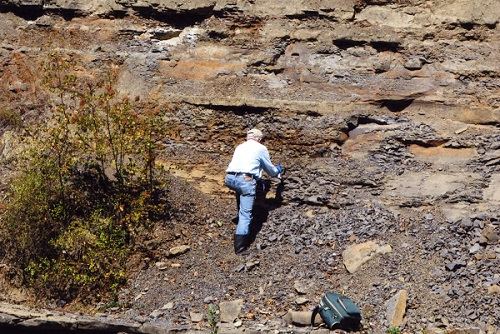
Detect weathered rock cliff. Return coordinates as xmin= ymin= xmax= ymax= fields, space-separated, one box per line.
xmin=1 ymin=0 xmax=499 ymax=120
xmin=0 ymin=1 xmax=499 ymax=333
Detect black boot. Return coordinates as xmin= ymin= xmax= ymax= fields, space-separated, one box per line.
xmin=234 ymin=234 xmax=249 ymax=255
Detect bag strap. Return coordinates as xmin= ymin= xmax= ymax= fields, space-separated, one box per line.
xmin=311 ymin=305 xmax=321 ymax=327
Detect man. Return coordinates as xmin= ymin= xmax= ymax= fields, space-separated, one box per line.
xmin=225 ymin=128 xmax=283 ymax=255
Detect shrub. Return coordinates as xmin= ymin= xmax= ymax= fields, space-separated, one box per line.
xmin=0 ymin=53 xmax=173 ymax=303
xmin=386 ymin=326 xmax=402 ymax=334
xmin=0 ymin=106 xmax=23 ymax=129
xmin=208 ymin=304 xmax=219 ymax=334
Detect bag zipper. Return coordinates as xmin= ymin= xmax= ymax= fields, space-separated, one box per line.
xmin=323 ymin=295 xmax=343 ymax=317
xmin=338 ymin=297 xmax=360 ymax=316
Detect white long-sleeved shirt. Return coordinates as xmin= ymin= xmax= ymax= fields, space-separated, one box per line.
xmin=226 ymin=139 xmax=279 ymax=178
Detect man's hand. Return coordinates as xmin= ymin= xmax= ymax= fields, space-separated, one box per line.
xmin=276 ymin=163 xmax=283 ymax=174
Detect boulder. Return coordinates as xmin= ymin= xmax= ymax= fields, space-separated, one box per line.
xmin=342 ymin=241 xmax=393 ymax=273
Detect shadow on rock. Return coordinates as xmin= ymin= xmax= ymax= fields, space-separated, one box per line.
xmin=249 ymin=178 xmax=285 ymax=244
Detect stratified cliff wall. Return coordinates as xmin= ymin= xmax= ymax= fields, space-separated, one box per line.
xmin=0 ymin=2 xmax=499 ymax=333
xmin=1 ymin=0 xmax=499 ymax=123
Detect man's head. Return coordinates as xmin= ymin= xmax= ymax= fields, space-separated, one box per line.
xmin=247 ymin=128 xmax=264 ymax=141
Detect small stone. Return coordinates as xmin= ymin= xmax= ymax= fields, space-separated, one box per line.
xmin=487 ymin=282 xmax=499 ymax=293
xmin=134 ymin=293 xmax=145 ymax=301
xmin=295 ymin=297 xmax=309 ymax=305
xmin=294 ymin=281 xmax=309 ymax=295
xmin=219 ymin=299 xmax=243 ymax=323
xmin=305 ymin=210 xmax=315 ymax=217
xmin=155 ymin=262 xmax=168 ymax=270
xmin=245 ymin=262 xmax=256 ymax=270
xmin=168 ymin=245 xmax=190 ymax=257
xmin=246 ymin=261 xmax=260 ymax=271
xmin=482 ymin=224 xmax=499 ymax=243
xmin=445 ymin=261 xmax=465 ymax=271
xmin=469 ymin=244 xmax=481 ymax=254
xmin=190 ymin=312 xmax=204 ymax=322
xmin=404 ymin=57 xmax=423 ymax=70
xmin=268 ymin=234 xmax=278 ymax=242
xmin=160 ymin=302 xmax=174 ymax=310
xmin=150 ymin=310 xmax=164 ymax=319
xmin=455 ymin=127 xmax=468 ymax=134
xmin=284 ymin=310 xmax=321 ymax=326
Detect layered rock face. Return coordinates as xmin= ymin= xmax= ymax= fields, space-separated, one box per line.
xmin=1 ymin=0 xmax=498 ymax=187
xmin=0 ymin=1 xmax=499 ymax=333
xmin=1 ymin=0 xmax=499 ymax=120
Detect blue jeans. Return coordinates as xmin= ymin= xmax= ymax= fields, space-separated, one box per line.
xmin=225 ymin=174 xmax=256 ymax=235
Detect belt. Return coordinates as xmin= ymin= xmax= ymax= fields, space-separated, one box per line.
xmin=227 ymin=172 xmax=256 ymax=179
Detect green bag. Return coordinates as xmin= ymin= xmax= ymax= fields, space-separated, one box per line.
xmin=311 ymin=292 xmax=362 ymax=331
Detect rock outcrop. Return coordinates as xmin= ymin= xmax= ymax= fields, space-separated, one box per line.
xmin=1 ymin=0 xmax=499 ymax=122
xmin=0 ymin=0 xmax=498 ymax=333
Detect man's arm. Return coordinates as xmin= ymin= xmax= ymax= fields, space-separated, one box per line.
xmin=260 ymin=147 xmax=280 ymax=178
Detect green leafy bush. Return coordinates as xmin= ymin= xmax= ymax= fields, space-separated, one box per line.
xmin=386 ymin=326 xmax=402 ymax=334
xmin=208 ymin=304 xmax=219 ymax=334
xmin=0 ymin=53 xmax=173 ymax=304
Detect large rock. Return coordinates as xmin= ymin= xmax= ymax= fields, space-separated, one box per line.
xmin=342 ymin=241 xmax=393 ymax=273
xmin=0 ymin=303 xmax=143 ymax=333
xmin=283 ymin=310 xmax=322 ymax=327
xmin=219 ymin=299 xmax=243 ymax=323
xmin=385 ymin=290 xmax=408 ymax=328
